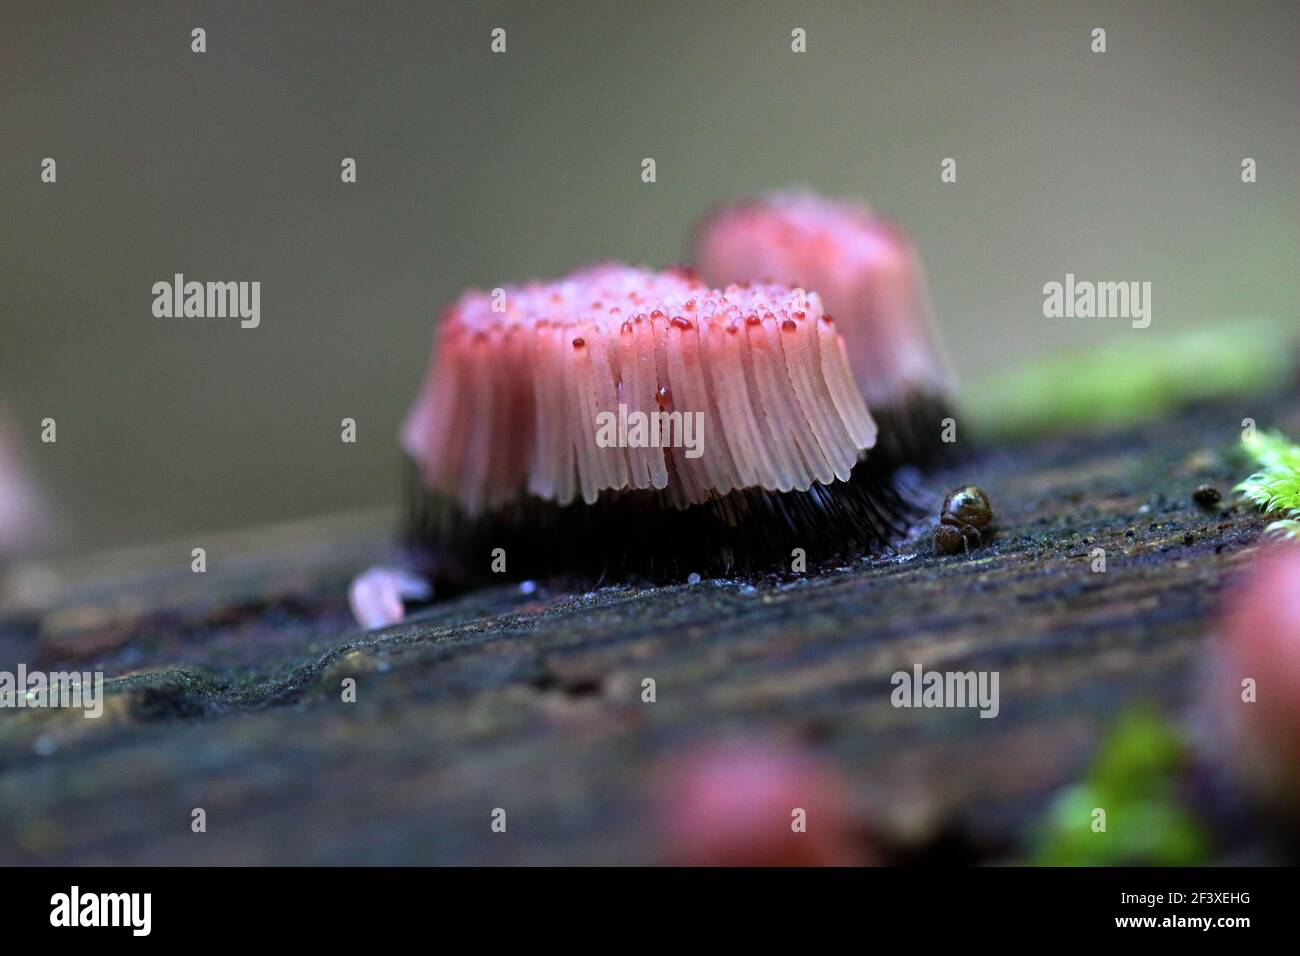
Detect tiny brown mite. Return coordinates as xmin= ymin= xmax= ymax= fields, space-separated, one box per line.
xmin=1193 ymin=484 xmax=1221 ymax=508
xmin=941 ymin=485 xmax=993 ymax=529
xmin=935 ymin=485 xmax=993 ymax=555
xmin=934 ymin=524 xmax=968 ymax=555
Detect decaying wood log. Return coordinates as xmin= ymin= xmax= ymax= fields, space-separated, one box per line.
xmin=1 ymin=387 xmax=1297 ymax=865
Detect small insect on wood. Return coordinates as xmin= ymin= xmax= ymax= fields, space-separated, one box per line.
xmin=935 ymin=485 xmax=993 ymax=555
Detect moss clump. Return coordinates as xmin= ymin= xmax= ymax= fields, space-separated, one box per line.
xmin=1033 ymin=710 xmax=1210 ymax=866
xmin=966 ymin=320 xmax=1294 ymax=440
xmin=1236 ymin=429 xmax=1300 ymax=540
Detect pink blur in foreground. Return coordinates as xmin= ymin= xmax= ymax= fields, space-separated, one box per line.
xmin=401 ymin=263 xmax=877 ymax=516
xmin=0 ymin=407 xmax=49 ymax=558
xmin=1210 ymin=544 xmax=1300 ymax=796
xmin=694 ymin=193 xmax=953 ymax=408
xmin=662 ymin=741 xmax=872 ymax=866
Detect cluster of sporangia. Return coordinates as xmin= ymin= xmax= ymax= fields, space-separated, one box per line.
xmin=352 ymin=191 xmax=979 ymax=628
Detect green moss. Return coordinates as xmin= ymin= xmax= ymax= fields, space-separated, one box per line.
xmin=1236 ymin=429 xmax=1300 ymax=541
xmin=1032 ymin=710 xmax=1211 ymax=866
xmin=966 ymin=320 xmax=1294 ymax=440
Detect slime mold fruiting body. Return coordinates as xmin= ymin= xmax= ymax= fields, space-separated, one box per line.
xmin=397 ymin=263 xmax=913 ymax=588
xmin=694 ymin=193 xmax=954 ymax=466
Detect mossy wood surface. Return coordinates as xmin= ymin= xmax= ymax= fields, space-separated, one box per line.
xmin=2 ymin=386 xmax=1297 ymax=865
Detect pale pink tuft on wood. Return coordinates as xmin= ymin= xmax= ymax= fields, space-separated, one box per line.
xmin=348 ymin=566 xmax=433 ymax=630
xmin=694 ymin=193 xmax=953 ymax=408
xmin=402 ymin=264 xmax=877 ymax=515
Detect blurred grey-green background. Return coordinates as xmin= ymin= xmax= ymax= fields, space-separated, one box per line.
xmin=2 ymin=0 xmax=1296 ymax=554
